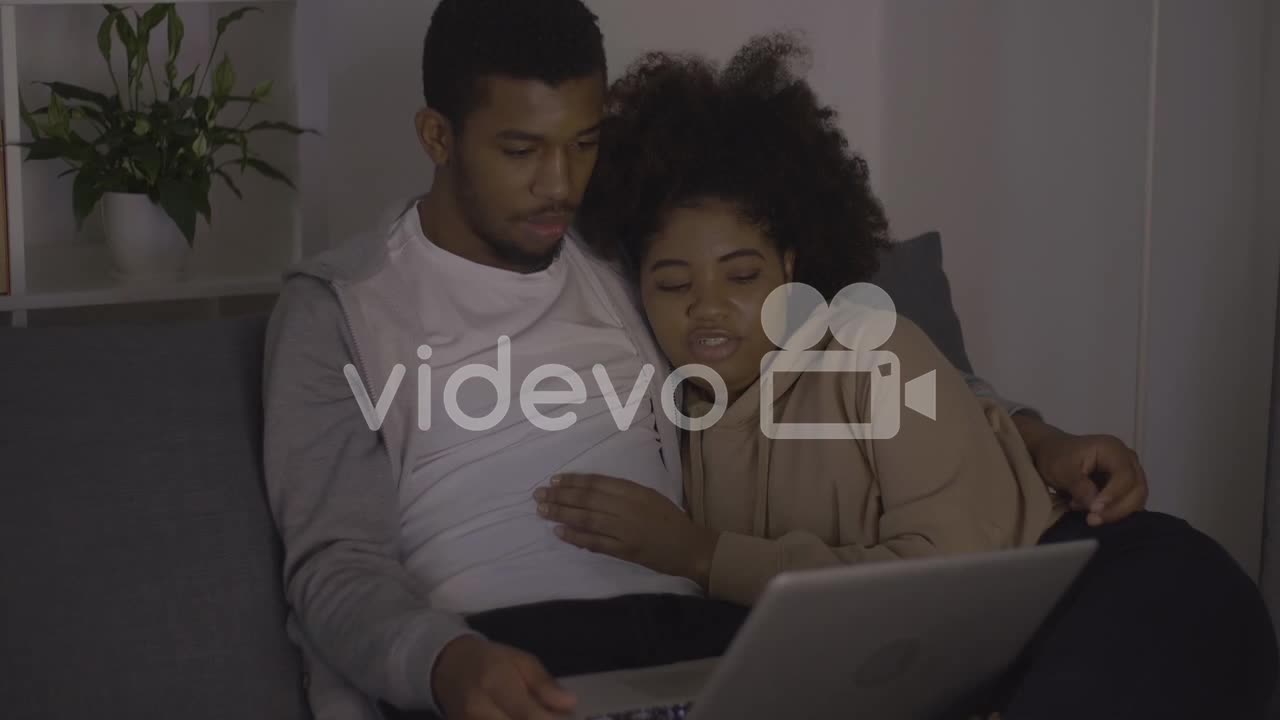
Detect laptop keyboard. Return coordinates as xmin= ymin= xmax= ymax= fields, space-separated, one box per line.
xmin=586 ymin=701 xmax=694 ymax=719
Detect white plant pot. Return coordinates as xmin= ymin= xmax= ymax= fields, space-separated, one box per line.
xmin=100 ymin=192 xmax=192 ymax=282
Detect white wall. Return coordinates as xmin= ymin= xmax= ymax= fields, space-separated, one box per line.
xmin=318 ymin=0 xmax=884 ymax=250
xmin=878 ymin=0 xmax=1153 ymax=449
xmin=875 ymin=0 xmax=1274 ymax=576
xmin=292 ymin=0 xmax=333 ymax=258
xmin=312 ymin=0 xmax=1274 ymax=574
xmin=1140 ymin=0 xmax=1273 ymax=578
xmin=321 ymin=0 xmax=435 ymax=250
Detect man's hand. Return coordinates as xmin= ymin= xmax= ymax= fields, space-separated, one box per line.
xmin=534 ymin=474 xmax=720 ymax=587
xmin=1012 ymin=414 xmax=1149 ymax=526
xmin=432 ymin=635 xmax=576 ymax=720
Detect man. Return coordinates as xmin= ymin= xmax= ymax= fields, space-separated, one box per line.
xmin=263 ymin=2 xmax=1152 ymax=719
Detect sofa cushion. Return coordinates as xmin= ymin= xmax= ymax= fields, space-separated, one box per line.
xmin=871 ymin=231 xmax=976 ymax=375
xmin=0 ymin=315 xmax=308 ymax=720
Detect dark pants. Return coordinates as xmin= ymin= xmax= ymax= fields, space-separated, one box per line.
xmin=379 ymin=594 xmax=748 ymax=719
xmin=991 ymin=511 xmax=1278 ymax=720
xmin=460 ymin=592 xmax=749 ymax=678
xmin=383 ymin=511 xmax=1277 ymax=719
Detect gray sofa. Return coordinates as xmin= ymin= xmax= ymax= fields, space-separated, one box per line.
xmin=0 ymin=233 xmax=971 ymax=720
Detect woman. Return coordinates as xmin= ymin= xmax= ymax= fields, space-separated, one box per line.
xmin=537 ymin=34 xmax=1278 ymax=719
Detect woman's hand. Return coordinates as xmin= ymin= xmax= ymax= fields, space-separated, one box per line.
xmin=534 ymin=474 xmax=720 ymax=587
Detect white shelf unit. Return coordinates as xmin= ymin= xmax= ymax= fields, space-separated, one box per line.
xmin=0 ymin=0 xmax=318 ymax=326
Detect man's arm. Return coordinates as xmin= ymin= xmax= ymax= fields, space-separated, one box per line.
xmin=963 ymin=372 xmax=1072 ymax=458
xmin=962 ymin=372 xmax=1041 ymax=422
xmin=961 ymin=371 xmax=1149 ymax=525
xmin=263 ymin=276 xmax=477 ymax=713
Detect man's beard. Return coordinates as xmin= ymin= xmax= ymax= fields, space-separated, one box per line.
xmin=455 ymin=167 xmax=567 ymax=272
xmin=486 ymin=228 xmax=565 ymax=271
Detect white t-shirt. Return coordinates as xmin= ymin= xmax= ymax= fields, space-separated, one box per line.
xmin=390 ymin=212 xmax=699 ymax=614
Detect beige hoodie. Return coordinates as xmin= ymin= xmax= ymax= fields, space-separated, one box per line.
xmin=684 ymin=313 xmax=1068 ymax=607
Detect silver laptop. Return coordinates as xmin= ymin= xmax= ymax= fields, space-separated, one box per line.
xmin=558 ymin=539 xmax=1097 ymax=720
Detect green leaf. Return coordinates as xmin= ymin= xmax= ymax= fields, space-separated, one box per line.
xmin=47 ymin=94 xmax=70 ymax=136
xmin=215 ymin=168 xmax=243 ymax=199
xmin=71 ymin=103 xmax=109 ymax=123
xmin=157 ymin=181 xmax=197 ymax=244
xmin=193 ymin=173 xmax=212 ymax=222
xmin=166 ymin=6 xmax=185 ymax=67
xmin=97 ymin=12 xmax=115 ymax=66
xmin=40 ymin=81 xmax=112 ymax=109
xmin=208 ymin=125 xmax=243 ymax=142
xmin=215 ymin=7 xmax=261 ymax=40
xmin=72 ymin=170 xmax=104 ymax=229
xmin=112 ymin=11 xmax=140 ymax=91
xmin=245 ymin=120 xmax=313 ymax=135
xmin=170 ymin=119 xmax=197 ymax=139
xmin=96 ymin=126 xmax=131 ymax=152
xmin=133 ymin=117 xmax=151 ymax=135
xmin=192 ymin=132 xmax=208 ymax=157
xmin=124 ymin=138 xmax=163 ymax=183
xmin=140 ymin=4 xmax=168 ymax=35
xmin=135 ymin=5 xmax=166 ymax=66
xmin=212 ymin=55 xmax=235 ymax=100
xmin=113 ymin=11 xmax=137 ymax=60
xmin=21 ymin=138 xmax=70 ymax=161
xmin=245 ymin=157 xmax=295 ymax=189
xmin=178 ymin=69 xmax=197 ymax=98
xmin=250 ymin=80 xmax=272 ymax=101
xmin=60 ymin=130 xmax=98 ymax=164
xmin=167 ymin=97 xmax=196 ymax=117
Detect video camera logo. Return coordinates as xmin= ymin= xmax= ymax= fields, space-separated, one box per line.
xmin=759 ymin=282 xmax=937 ymax=440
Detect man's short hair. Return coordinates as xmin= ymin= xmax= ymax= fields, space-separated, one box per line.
xmin=422 ymin=0 xmax=608 ymax=130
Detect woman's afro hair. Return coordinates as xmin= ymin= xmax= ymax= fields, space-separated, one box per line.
xmin=578 ymin=32 xmax=892 ymax=301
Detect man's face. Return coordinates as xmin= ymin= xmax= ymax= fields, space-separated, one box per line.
xmin=450 ymin=73 xmax=604 ymax=270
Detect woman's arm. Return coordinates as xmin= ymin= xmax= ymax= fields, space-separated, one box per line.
xmin=536 ymin=315 xmax=1060 ymax=607
xmin=704 ymin=314 xmax=1060 ymax=605
xmin=707 ymin=527 xmax=926 ymax=606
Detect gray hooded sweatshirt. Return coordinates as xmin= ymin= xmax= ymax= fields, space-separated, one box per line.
xmin=263 ymin=206 xmax=685 ymax=719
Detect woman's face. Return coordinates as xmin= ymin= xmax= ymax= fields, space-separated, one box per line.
xmin=640 ymin=199 xmax=794 ymax=403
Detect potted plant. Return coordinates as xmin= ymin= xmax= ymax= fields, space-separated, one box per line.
xmin=15 ymin=3 xmax=313 ymax=281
